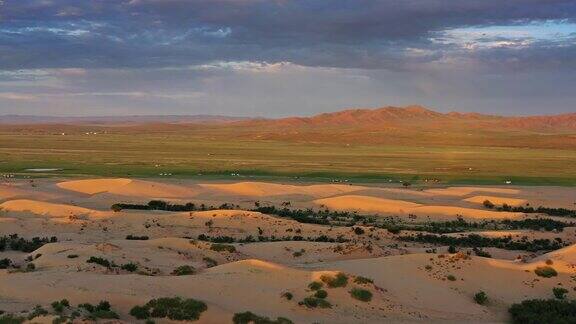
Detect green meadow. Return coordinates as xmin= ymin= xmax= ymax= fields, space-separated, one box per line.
xmin=1 ymin=129 xmax=575 ymax=185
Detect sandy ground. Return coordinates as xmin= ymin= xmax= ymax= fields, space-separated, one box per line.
xmin=1 ymin=177 xmax=576 ymax=323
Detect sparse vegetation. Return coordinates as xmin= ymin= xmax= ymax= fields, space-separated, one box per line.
xmin=0 ymin=234 xmax=57 ymax=253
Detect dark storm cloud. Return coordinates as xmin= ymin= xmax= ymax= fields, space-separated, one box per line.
xmin=1 ymin=0 xmax=575 ymax=70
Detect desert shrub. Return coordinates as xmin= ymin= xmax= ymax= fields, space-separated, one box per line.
xmin=67 ymin=254 xmax=79 ymax=259
xmin=210 ymin=243 xmax=236 ymax=253
xmin=232 ymin=311 xmax=293 ymax=324
xmin=51 ymin=300 xmax=69 ymax=313
xmin=448 ymin=245 xmax=457 ymax=253
xmin=320 ymin=272 xmax=348 ymax=288
xmin=126 ymin=235 xmax=149 ymax=240
xmin=203 ymin=257 xmax=218 ymax=268
xmin=483 ymin=200 xmax=495 ymax=209
xmin=131 ymin=297 xmax=207 ymax=321
xmin=308 ymin=281 xmax=323 ymax=291
xmin=26 ymin=263 xmax=35 ymax=271
xmin=172 ymin=265 xmax=195 ymax=276
xmin=474 ymin=291 xmax=488 ymax=305
xmin=292 ymin=249 xmax=304 ymax=257
xmin=535 ymin=266 xmax=558 ymax=278
xmin=0 ymin=314 xmax=25 ymax=324
xmin=130 ymin=305 xmax=151 ymax=320
xmin=350 ymin=288 xmax=372 ymax=302
xmin=299 ymin=297 xmax=332 ymax=309
xmin=353 ymin=227 xmax=365 ymax=235
xmin=425 ymin=265 xmax=433 ymax=271
xmin=281 ymin=292 xmax=293 ymax=301
xmin=553 ymin=287 xmax=569 ymax=300
xmin=473 ymin=248 xmax=492 ymax=258
xmin=86 ymin=256 xmax=112 ymax=268
xmin=27 ymin=305 xmax=48 ymax=320
xmin=509 ymin=299 xmax=576 ymax=324
xmin=314 ymin=290 xmax=328 ymax=299
xmin=387 ymin=226 xmax=401 ymax=234
xmin=121 ymin=263 xmax=138 ymax=272
xmin=77 ymin=301 xmax=118 ymax=320
xmin=353 ymin=276 xmax=373 ymax=285
xmin=446 ymin=275 xmax=457 ymax=281
xmin=0 ymin=258 xmax=12 ymax=269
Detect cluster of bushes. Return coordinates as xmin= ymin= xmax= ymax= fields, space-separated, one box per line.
xmin=112 ymin=201 xmax=235 ymax=212
xmin=197 ymin=234 xmax=348 ymax=244
xmin=534 ymin=266 xmax=558 ymax=278
xmin=0 ymin=234 xmax=57 ymax=253
xmin=300 ymin=281 xmax=331 ymax=308
xmin=484 ymin=201 xmax=576 ymax=218
xmin=399 ymin=233 xmax=565 ymax=252
xmin=86 ymin=256 xmax=138 ymax=272
xmin=78 ymin=301 xmax=119 ymax=320
xmin=130 ymin=297 xmax=207 ymax=321
xmin=509 ymin=298 xmax=576 ymax=323
xmin=320 ymin=273 xmax=349 ymax=288
xmin=233 ymin=311 xmax=293 ymax=324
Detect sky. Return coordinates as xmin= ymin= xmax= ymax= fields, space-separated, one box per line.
xmin=0 ymin=0 xmax=575 ymax=117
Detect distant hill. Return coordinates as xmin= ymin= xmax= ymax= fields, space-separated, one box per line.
xmin=0 ymin=114 xmax=249 ymax=125
xmin=241 ymin=105 xmax=576 ymax=131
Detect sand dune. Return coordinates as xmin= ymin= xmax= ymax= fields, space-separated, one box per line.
xmin=57 ymin=178 xmax=197 ymax=198
xmin=200 ymin=181 xmax=364 ymax=198
xmin=0 ymin=199 xmax=96 ymax=217
xmin=315 ymin=195 xmax=522 ymax=220
xmin=464 ymin=195 xmax=528 ymax=206
xmin=56 ymin=178 xmax=133 ymax=195
xmin=315 ymin=195 xmax=420 ymax=214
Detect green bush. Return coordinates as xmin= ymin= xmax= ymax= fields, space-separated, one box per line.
xmin=446 ymin=275 xmax=457 ymax=281
xmin=131 ymin=297 xmax=207 ymax=321
xmin=172 ymin=265 xmax=195 ymax=276
xmin=67 ymin=254 xmax=79 ymax=259
xmin=314 ymin=290 xmax=328 ymax=299
xmin=535 ymin=266 xmax=558 ymax=278
xmin=350 ymin=288 xmax=372 ymax=302
xmin=308 ymin=281 xmax=323 ymax=291
xmin=232 ymin=311 xmax=293 ymax=324
xmin=320 ymin=272 xmax=348 ymax=288
xmin=281 ymin=292 xmax=293 ymax=301
xmin=553 ymin=287 xmax=569 ymax=300
xmin=299 ymin=297 xmax=331 ymax=309
xmin=0 ymin=314 xmax=25 ymax=324
xmin=86 ymin=256 xmax=112 ymax=268
xmin=353 ymin=276 xmax=373 ymax=285
xmin=130 ymin=305 xmax=151 ymax=320
xmin=121 ymin=263 xmax=138 ymax=272
xmin=474 ymin=291 xmax=488 ymax=305
xmin=509 ymin=299 xmax=576 ymax=324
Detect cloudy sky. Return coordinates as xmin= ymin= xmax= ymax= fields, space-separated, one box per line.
xmin=0 ymin=0 xmax=575 ymax=117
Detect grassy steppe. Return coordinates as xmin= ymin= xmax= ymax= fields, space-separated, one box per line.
xmin=1 ymin=128 xmax=575 ymax=185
